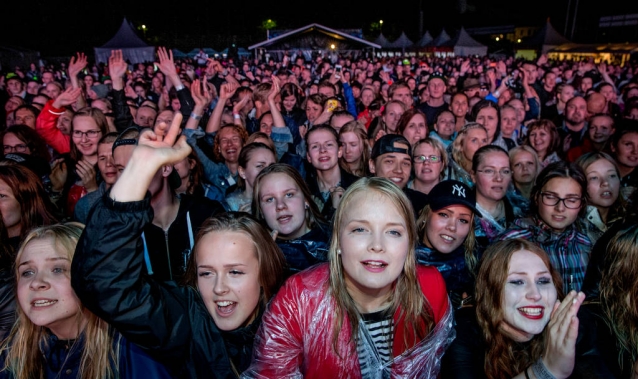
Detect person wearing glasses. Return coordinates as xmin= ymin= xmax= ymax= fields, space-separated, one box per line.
xmin=471 ymin=146 xmax=527 ymax=251
xmin=497 ymin=161 xmax=592 ymax=295
xmin=409 ymin=137 xmax=447 ymax=195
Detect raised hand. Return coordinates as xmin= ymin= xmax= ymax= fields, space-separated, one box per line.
xmin=68 ymin=53 xmax=88 ymax=80
xmin=191 ymin=79 xmax=212 ymax=109
xmin=220 ymin=82 xmax=238 ymax=101
xmin=542 ymin=291 xmax=585 ymax=379
xmin=108 ymin=50 xmax=128 ymax=90
xmin=156 ymin=47 xmax=178 ymax=78
xmin=110 ymin=113 xmax=191 ymax=202
xmin=52 ymin=87 xmax=83 ymax=108
xmin=267 ymin=75 xmax=281 ymax=103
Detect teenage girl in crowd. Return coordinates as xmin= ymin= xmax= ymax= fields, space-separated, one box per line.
xmin=416 ymin=180 xmax=480 ymax=309
xmin=243 ymin=177 xmax=454 ymax=378
xmin=430 ymin=109 xmax=457 ymax=147
xmin=396 ymin=108 xmax=428 ymax=147
xmin=509 ymin=145 xmax=541 ymax=200
xmin=338 ymin=121 xmax=370 ymax=177
xmin=304 ymin=125 xmax=359 ymax=219
xmin=497 ymin=161 xmax=592 ymax=294
xmin=71 ymin=121 xmax=287 ymax=378
xmin=0 ymin=223 xmax=173 ymax=378
xmin=442 ymin=239 xmax=585 ymax=379
xmin=251 ymin=163 xmax=330 ymax=275
xmin=225 ymin=142 xmax=277 ymax=212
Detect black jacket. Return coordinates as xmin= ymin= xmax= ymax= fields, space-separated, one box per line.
xmin=141 ymin=194 xmax=224 ymax=283
xmin=71 ymin=194 xmax=254 ymax=378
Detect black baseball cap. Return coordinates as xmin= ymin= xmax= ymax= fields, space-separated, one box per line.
xmin=371 ymin=134 xmax=412 ymax=160
xmin=428 ymin=180 xmax=482 ymax=218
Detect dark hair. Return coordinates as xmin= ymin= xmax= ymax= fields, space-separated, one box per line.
xmin=236 ymin=142 xmax=276 ymax=190
xmin=0 ymin=163 xmax=59 ymax=239
xmin=471 ymin=99 xmax=501 ymax=143
xmin=280 ymin=82 xmax=305 ymax=110
xmin=1 ymin=125 xmax=51 ymax=162
xmin=525 ymin=119 xmax=562 ymax=158
xmin=530 ymin=160 xmax=588 ymax=218
xmin=396 ymin=108 xmax=428 ymax=137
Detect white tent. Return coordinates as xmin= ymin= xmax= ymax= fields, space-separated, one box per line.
xmin=416 ymin=31 xmax=434 ymax=47
xmin=445 ymin=27 xmax=488 ymax=56
xmin=94 ymin=18 xmax=155 ymax=64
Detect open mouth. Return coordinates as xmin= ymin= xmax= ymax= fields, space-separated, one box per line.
xmin=517 ymin=306 xmax=544 ymax=319
xmin=277 ymin=215 xmax=292 ymax=223
xmin=33 ymin=300 xmax=57 ymax=307
xmin=215 ymin=301 xmax=237 ymax=315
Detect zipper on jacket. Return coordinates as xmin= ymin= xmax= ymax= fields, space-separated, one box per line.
xmin=165 ymin=231 xmax=173 ymax=281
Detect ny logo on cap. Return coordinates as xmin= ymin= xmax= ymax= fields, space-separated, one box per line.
xmin=452 ymin=184 xmax=466 ymax=198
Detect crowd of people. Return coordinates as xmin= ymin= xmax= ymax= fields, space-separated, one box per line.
xmin=0 ymin=46 xmax=637 ymax=378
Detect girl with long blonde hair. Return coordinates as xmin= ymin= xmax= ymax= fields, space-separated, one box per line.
xmin=0 ymin=223 xmax=171 ymax=379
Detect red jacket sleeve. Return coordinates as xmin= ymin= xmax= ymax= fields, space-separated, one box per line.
xmin=417 ymin=265 xmax=449 ymax=324
xmin=36 ymin=100 xmax=70 ymax=154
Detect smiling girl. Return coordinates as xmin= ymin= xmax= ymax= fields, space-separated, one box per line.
xmin=71 ymin=117 xmax=287 ymax=378
xmin=243 ymin=177 xmax=454 ymax=378
xmin=498 ymin=161 xmax=592 ymax=294
xmin=441 ymin=239 xmax=585 ymax=379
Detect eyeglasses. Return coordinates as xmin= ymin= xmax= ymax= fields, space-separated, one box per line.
xmin=540 ymin=192 xmax=583 ymax=209
xmin=3 ymin=144 xmax=28 ymax=153
xmin=476 ymin=168 xmax=512 ymax=177
xmin=413 ymin=155 xmax=441 ymax=164
xmin=220 ymin=137 xmax=241 ymax=145
xmin=72 ymin=130 xmax=101 ymax=139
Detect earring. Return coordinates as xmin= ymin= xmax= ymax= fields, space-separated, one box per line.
xmin=337 ymin=249 xmax=341 ymax=255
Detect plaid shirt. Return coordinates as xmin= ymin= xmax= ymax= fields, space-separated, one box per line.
xmin=496 ymin=217 xmax=592 ymax=294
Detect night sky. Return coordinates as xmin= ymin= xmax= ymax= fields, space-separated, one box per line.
xmin=2 ymin=0 xmax=636 ymax=57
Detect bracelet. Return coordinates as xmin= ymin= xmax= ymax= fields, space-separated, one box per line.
xmin=531 ymin=358 xmax=557 ymax=379
xmin=525 ymin=367 xmax=531 ymax=379
xmin=190 ymin=112 xmax=202 ymax=120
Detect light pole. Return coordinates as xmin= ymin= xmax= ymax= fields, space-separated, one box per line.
xmin=380 ymin=20 xmax=384 ymax=34
xmin=141 ymin=24 xmax=147 ymax=39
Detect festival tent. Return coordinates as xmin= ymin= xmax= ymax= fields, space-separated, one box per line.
xmin=388 ymin=32 xmax=415 ymax=51
xmin=373 ymin=33 xmax=393 ymax=48
xmin=443 ymin=27 xmax=488 ymax=56
xmin=94 ymin=18 xmax=155 ymax=64
xmin=523 ymin=20 xmax=571 ymax=54
xmin=431 ymin=29 xmax=451 ymax=47
xmin=416 ymin=31 xmax=434 ymax=47
xmin=249 ymin=23 xmax=381 ymax=61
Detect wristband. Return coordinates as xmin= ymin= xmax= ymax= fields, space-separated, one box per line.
xmin=233 ymin=113 xmax=241 ymax=119
xmin=494 ymin=90 xmax=500 ymax=98
xmin=531 ymin=358 xmax=557 ymax=379
xmin=190 ymin=112 xmax=202 ymax=120
xmin=174 ymin=84 xmax=185 ymax=91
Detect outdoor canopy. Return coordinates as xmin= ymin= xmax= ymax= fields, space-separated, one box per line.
xmin=94 ymin=18 xmax=155 ymax=64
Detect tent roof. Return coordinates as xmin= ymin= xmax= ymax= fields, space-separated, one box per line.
xmin=249 ymin=23 xmax=381 ymax=50
xmin=98 ymin=18 xmax=149 ymax=48
xmin=373 ymin=33 xmax=392 ymax=48
xmin=443 ymin=27 xmax=487 ymax=47
xmin=416 ymin=31 xmax=433 ymax=47
xmin=388 ymin=32 xmax=414 ymax=48
xmin=527 ymin=20 xmax=571 ymax=46
xmin=432 ymin=29 xmax=451 ymax=46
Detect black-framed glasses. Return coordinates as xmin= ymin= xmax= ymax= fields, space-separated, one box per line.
xmin=476 ymin=168 xmax=511 ymax=177
xmin=413 ymin=155 xmax=441 ymax=164
xmin=3 ymin=144 xmax=28 ymax=153
xmin=540 ymin=192 xmax=583 ymax=209
xmin=72 ymin=130 xmax=101 ymax=139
